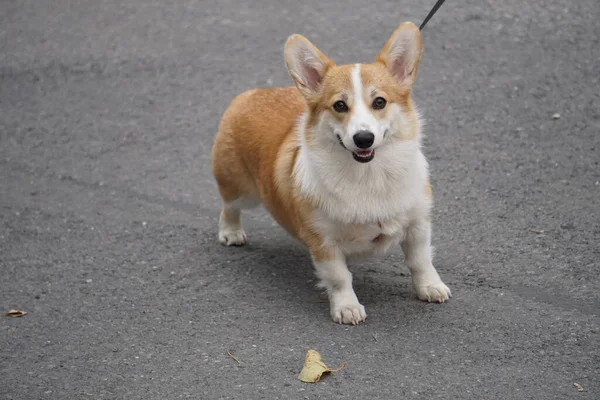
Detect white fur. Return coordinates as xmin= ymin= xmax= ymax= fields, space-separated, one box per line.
xmin=218 ymin=210 xmax=247 ymax=246
xmin=218 ymin=197 xmax=259 ymax=246
xmin=402 ymin=220 xmax=452 ymax=302
xmin=292 ymin=63 xmax=450 ymax=323
xmin=313 ymin=251 xmax=367 ymax=325
xmin=295 ymin=138 xmax=429 ymax=224
xmin=294 ymin=98 xmax=429 ymax=226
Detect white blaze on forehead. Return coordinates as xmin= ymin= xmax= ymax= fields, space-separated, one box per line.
xmin=349 ymin=64 xmax=378 ymax=135
xmin=351 ymin=64 xmax=363 ymax=101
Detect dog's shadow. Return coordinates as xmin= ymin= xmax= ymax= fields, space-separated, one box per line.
xmin=208 ymin=227 xmax=417 ymax=311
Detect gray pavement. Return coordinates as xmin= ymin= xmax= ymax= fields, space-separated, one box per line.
xmin=1 ymin=0 xmax=599 ymax=399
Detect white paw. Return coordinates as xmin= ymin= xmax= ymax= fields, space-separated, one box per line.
xmin=329 ymin=291 xmax=367 ymax=325
xmin=331 ymin=302 xmax=367 ymax=325
xmin=218 ymin=229 xmax=247 ymax=246
xmin=414 ymin=281 xmax=452 ymax=303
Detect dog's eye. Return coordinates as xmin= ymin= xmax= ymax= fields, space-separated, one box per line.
xmin=372 ymin=97 xmax=387 ymax=110
xmin=333 ymin=101 xmax=348 ymax=113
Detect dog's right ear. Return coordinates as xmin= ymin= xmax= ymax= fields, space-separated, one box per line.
xmin=284 ymin=35 xmax=334 ymax=98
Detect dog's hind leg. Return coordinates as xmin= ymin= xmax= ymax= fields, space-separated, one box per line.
xmin=217 ymin=195 xmax=259 ymax=246
xmin=212 ymin=131 xmax=260 ymax=246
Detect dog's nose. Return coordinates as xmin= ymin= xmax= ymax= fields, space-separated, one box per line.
xmin=353 ymin=131 xmax=375 ymax=149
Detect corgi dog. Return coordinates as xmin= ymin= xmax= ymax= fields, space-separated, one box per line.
xmin=211 ymin=22 xmax=451 ymax=325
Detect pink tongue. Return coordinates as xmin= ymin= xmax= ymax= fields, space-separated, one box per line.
xmin=356 ymin=150 xmax=372 ymax=156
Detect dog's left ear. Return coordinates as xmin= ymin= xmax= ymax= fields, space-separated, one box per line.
xmin=376 ymin=22 xmax=422 ymax=87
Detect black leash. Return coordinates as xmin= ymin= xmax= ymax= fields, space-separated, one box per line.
xmin=419 ymin=0 xmax=447 ymax=30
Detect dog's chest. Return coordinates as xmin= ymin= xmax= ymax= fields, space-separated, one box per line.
xmin=315 ymin=214 xmax=408 ymax=256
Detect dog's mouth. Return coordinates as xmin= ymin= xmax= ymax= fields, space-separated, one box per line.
xmin=352 ymin=150 xmax=375 ymax=163
xmin=337 ymin=135 xmax=375 ymax=163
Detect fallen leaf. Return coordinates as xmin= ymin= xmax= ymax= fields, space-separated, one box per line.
xmin=298 ymin=349 xmax=346 ymax=383
xmin=5 ymin=309 xmax=27 ymax=318
xmin=574 ymin=383 xmax=584 ymax=392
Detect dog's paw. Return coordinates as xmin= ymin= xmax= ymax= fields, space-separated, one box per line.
xmin=327 ymin=289 xmax=366 ymax=325
xmin=330 ymin=302 xmax=367 ymax=325
xmin=218 ymin=229 xmax=247 ymax=246
xmin=415 ymin=281 xmax=452 ymax=303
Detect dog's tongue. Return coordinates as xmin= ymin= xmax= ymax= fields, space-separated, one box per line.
xmin=355 ymin=150 xmax=373 ymax=157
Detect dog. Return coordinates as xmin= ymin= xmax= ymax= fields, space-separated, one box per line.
xmin=211 ymin=22 xmax=451 ymax=324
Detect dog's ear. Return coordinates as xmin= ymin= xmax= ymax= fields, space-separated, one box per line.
xmin=375 ymin=22 xmax=422 ymax=87
xmin=284 ymin=35 xmax=334 ymax=98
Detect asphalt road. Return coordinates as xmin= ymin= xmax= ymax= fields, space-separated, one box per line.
xmin=1 ymin=1 xmax=599 ymax=399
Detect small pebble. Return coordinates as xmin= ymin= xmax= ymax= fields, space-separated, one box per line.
xmin=552 ymin=113 xmax=560 ymax=119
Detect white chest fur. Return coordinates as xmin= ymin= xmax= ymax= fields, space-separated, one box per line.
xmin=294 ymin=137 xmax=432 ymax=256
xmin=312 ymin=211 xmax=410 ymax=256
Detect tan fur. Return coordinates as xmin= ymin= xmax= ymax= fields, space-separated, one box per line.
xmin=305 ymin=64 xmax=354 ymax=135
xmin=212 ymin=87 xmax=326 ymax=253
xmin=360 ymin=63 xmax=418 ymax=140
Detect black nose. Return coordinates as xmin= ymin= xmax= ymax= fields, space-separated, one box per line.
xmin=353 ymin=131 xmax=375 ymax=149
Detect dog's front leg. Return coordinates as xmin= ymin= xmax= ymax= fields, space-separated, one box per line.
xmin=311 ymin=248 xmax=366 ymax=325
xmin=401 ymin=220 xmax=452 ymax=303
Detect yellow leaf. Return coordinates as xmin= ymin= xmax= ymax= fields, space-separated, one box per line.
xmin=5 ymin=309 xmax=27 ymax=318
xmin=298 ymin=349 xmax=346 ymax=383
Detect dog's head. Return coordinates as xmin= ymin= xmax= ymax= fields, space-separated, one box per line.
xmin=284 ymin=22 xmax=422 ymax=163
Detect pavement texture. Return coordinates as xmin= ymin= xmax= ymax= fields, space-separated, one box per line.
xmin=1 ymin=0 xmax=599 ymax=399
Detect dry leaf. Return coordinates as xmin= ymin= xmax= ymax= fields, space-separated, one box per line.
xmin=573 ymin=383 xmax=584 ymax=392
xmin=298 ymin=349 xmax=346 ymax=383
xmin=5 ymin=309 xmax=27 ymax=318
